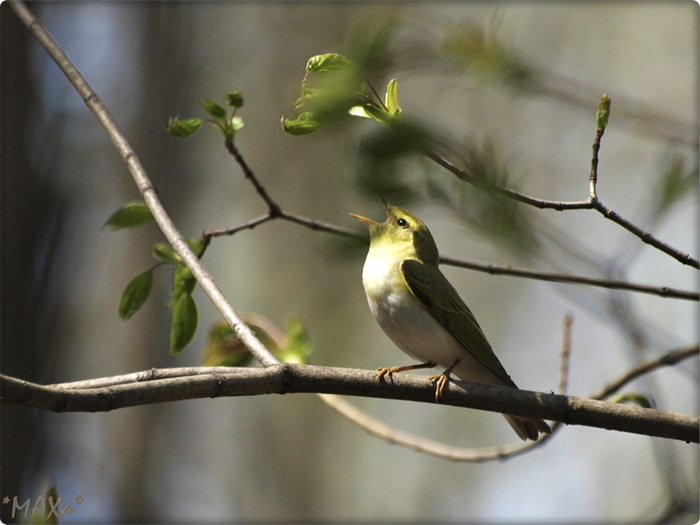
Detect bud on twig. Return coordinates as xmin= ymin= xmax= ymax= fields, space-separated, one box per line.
xmin=596 ymin=93 xmax=611 ymax=131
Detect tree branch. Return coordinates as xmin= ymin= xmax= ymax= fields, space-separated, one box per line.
xmin=203 ymin=143 xmax=699 ymax=301
xmin=8 ymin=0 xmax=279 ymax=369
xmin=423 ymin=146 xmax=699 ymax=269
xmin=1 ymin=363 xmax=697 ymax=442
xmin=439 ymin=256 xmax=699 ymax=301
xmin=588 ymin=345 xmax=700 ymax=401
xmin=9 ymin=0 xmax=697 ymax=467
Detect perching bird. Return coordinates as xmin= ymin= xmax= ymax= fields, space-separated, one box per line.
xmin=351 ymin=202 xmax=551 ymax=441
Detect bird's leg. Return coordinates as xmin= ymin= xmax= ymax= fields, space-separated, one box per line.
xmin=428 ymin=359 xmax=461 ymax=404
xmin=376 ymin=362 xmax=436 ymax=385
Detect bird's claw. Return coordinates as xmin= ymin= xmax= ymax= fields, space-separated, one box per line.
xmin=427 ymin=373 xmax=449 ymax=404
xmin=376 ymin=367 xmax=399 ymax=385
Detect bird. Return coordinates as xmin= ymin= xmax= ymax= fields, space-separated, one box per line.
xmin=350 ymin=201 xmax=551 ymax=441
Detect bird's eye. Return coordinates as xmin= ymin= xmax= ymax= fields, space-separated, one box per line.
xmin=397 ymin=218 xmax=409 ymax=228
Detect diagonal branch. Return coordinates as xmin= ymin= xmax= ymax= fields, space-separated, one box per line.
xmin=8 ymin=0 xmax=279 ymax=369
xmin=588 ymin=345 xmax=700 ymax=401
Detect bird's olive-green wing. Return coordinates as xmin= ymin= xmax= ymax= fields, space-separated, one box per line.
xmin=401 ymin=258 xmax=516 ymax=386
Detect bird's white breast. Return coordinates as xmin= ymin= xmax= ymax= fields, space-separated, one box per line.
xmin=361 ymin=250 xmax=466 ymax=368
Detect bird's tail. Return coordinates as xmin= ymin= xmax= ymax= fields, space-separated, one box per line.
xmin=503 ymin=414 xmax=552 ymax=441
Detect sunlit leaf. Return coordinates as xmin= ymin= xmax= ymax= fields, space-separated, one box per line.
xmin=306 ymin=53 xmax=354 ymax=74
xmin=277 ymin=315 xmax=312 ymax=364
xmin=230 ymin=116 xmax=245 ymax=132
xmin=104 ymin=203 xmax=153 ymax=231
xmin=119 ymin=270 xmax=153 ymax=320
xmin=281 ymin=113 xmax=323 ymax=136
xmin=349 ymin=103 xmax=390 ymax=125
xmin=385 ymin=78 xmax=401 ymax=119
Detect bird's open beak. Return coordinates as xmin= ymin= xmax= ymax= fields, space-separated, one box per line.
xmin=349 ymin=213 xmax=377 ymax=226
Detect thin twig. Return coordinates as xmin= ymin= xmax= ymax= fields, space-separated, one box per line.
xmin=588 ymin=345 xmax=699 ymax=401
xmin=225 ymin=138 xmax=281 ymax=216
xmin=558 ymin=314 xmax=573 ymax=396
xmin=589 ymin=127 xmax=603 ymax=200
xmin=203 ymin=214 xmax=276 ymax=241
xmin=278 ymin=211 xmax=362 ymax=238
xmin=439 ymin=256 xmax=699 ymax=301
xmin=423 ymin=149 xmax=699 ymax=269
xmin=425 ymin=150 xmax=592 ymax=210
xmin=212 ymin=139 xmax=698 ymax=301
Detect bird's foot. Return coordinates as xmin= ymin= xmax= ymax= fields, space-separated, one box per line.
xmin=375 ymin=366 xmax=401 ymax=385
xmin=427 ymin=359 xmax=461 ymax=404
xmin=375 ymin=362 xmax=437 ymax=386
xmin=427 ymin=373 xmax=450 ymax=404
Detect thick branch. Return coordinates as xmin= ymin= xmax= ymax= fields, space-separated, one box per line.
xmin=1 ymin=364 xmax=697 ymax=443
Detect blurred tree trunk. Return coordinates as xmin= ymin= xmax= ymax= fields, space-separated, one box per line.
xmin=1 ymin=4 xmax=58 ymax=521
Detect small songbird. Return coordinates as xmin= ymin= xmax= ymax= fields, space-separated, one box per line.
xmin=350 ymin=202 xmax=551 ymax=441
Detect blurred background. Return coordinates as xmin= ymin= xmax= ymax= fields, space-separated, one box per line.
xmin=2 ymin=2 xmax=698 ymax=522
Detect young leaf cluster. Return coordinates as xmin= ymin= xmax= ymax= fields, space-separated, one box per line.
xmin=107 ymin=201 xmax=205 ymax=354
xmin=167 ymin=89 xmax=245 ymax=141
xmin=281 ymin=53 xmax=402 ymax=136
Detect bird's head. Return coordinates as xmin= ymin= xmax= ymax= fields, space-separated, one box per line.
xmin=350 ymin=201 xmax=439 ymax=264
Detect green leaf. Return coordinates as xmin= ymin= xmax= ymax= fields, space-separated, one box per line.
xmin=166 ymin=117 xmax=201 ymax=138
xmin=385 ymin=78 xmax=401 ymax=118
xmin=153 ymin=242 xmax=182 ymax=265
xmin=306 ymin=53 xmax=354 ymax=74
xmin=277 ymin=315 xmax=311 ymax=364
xmin=224 ymin=90 xmax=244 ymax=108
xmin=281 ymin=112 xmax=323 ymax=136
xmin=173 ymin=263 xmax=196 ymax=299
xmin=119 ymin=270 xmax=153 ymax=320
xmin=104 ymin=202 xmax=153 ymax=231
xmin=200 ymin=98 xmax=227 ymax=119
xmin=169 ymin=293 xmax=198 ymax=354
xmin=349 ymin=103 xmax=391 ymax=125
